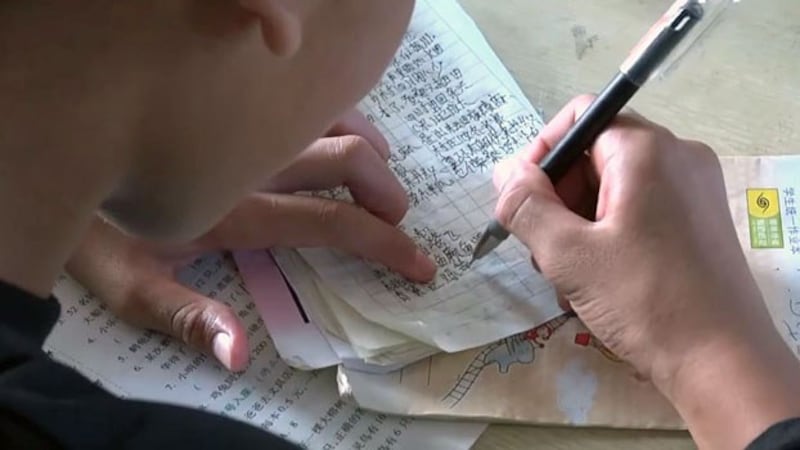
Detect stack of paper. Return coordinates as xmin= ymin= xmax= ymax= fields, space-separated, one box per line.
xmin=239 ymin=0 xmax=565 ymax=374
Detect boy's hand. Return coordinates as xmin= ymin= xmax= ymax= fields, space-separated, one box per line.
xmin=66 ymin=110 xmax=435 ymax=372
xmin=494 ymin=95 xmax=743 ymax=378
xmin=494 ymin=95 xmax=800 ymax=449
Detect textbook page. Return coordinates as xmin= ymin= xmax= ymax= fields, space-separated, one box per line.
xmin=45 ymin=254 xmax=486 ymax=450
xmin=274 ymin=0 xmax=562 ymax=353
xmin=336 ymin=155 xmax=800 ymax=431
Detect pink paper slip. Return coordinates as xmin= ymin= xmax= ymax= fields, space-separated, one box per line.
xmin=233 ymin=249 xmax=339 ymax=370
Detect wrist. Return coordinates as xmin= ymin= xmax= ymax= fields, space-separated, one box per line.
xmin=652 ymin=329 xmax=800 ymax=450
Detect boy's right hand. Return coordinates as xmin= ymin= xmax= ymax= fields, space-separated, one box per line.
xmin=494 ymin=95 xmax=800 ymax=450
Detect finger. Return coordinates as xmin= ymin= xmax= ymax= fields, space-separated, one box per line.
xmin=118 ymin=277 xmax=251 ymax=372
xmin=262 ymin=136 xmax=409 ymax=225
xmin=497 ymin=95 xmax=599 ymax=217
xmin=68 ymin=240 xmax=252 ymax=373
xmin=519 ymin=94 xmax=597 ymax=165
xmin=514 ymin=96 xmax=647 ymax=220
xmin=494 ymin=158 xmax=590 ymax=265
xmin=67 ymin=219 xmax=250 ymax=371
xmin=527 ymin=97 xmax=644 ymax=162
xmin=505 ymin=144 xmax=593 ymax=215
xmin=520 ymin=96 xmax=598 ymax=213
xmin=585 ymin=113 xmax=664 ymax=221
xmin=198 ymin=193 xmax=437 ymax=282
xmin=495 ymin=150 xmax=591 ymax=218
xmin=326 ymin=108 xmax=390 ymax=160
xmin=492 ymin=155 xmax=517 ymax=193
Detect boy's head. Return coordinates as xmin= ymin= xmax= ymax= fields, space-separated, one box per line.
xmin=2 ymin=0 xmax=413 ymax=241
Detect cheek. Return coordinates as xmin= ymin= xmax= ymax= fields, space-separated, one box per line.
xmin=100 ymin=170 xmax=248 ymax=244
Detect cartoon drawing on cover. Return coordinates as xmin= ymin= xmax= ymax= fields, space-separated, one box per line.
xmin=442 ymin=314 xmax=572 ymax=407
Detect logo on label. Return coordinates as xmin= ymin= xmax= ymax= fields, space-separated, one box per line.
xmin=747 ymin=188 xmax=783 ymax=249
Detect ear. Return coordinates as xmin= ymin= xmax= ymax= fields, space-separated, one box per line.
xmin=239 ymin=0 xmax=303 ymax=57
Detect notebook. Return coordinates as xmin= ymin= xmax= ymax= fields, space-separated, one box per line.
xmin=259 ymin=0 xmax=564 ymax=371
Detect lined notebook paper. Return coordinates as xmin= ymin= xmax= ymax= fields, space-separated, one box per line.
xmin=274 ymin=0 xmax=562 ymax=352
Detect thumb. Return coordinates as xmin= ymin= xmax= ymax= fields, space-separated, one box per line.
xmin=493 ymin=156 xmax=590 ymax=273
xmin=118 ymin=278 xmax=251 ymax=372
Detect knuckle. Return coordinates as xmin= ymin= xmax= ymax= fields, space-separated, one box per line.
xmin=655 ymin=135 xmax=720 ymax=174
xmin=331 ymin=135 xmax=370 ymax=164
xmin=259 ymin=193 xmax=284 ymax=213
xmin=640 ymin=130 xmax=664 ymax=158
xmin=691 ymin=142 xmax=724 ymax=180
xmin=692 ymin=140 xmax=719 ymax=165
xmin=494 ymin=200 xmax=514 ymax=231
xmin=609 ymin=126 xmax=663 ymax=166
xmin=316 ymin=199 xmax=346 ymax=226
xmin=494 ymin=167 xmax=536 ymax=229
xmin=388 ymin=190 xmax=410 ymax=224
xmin=170 ymin=301 xmax=218 ymax=347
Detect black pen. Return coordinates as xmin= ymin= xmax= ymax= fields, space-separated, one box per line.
xmin=470 ymin=0 xmax=704 ymax=265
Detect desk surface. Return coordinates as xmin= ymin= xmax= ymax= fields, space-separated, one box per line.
xmin=457 ymin=0 xmax=800 ymax=448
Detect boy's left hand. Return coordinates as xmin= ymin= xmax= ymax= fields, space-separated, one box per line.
xmin=65 ymin=110 xmax=434 ymax=372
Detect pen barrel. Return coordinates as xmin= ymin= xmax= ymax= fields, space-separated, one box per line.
xmin=539 ymin=72 xmax=639 ymax=182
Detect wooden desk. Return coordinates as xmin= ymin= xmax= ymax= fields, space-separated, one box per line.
xmin=456 ymin=0 xmax=800 ymax=448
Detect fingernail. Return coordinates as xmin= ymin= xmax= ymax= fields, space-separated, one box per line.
xmin=413 ymin=249 xmax=437 ymax=281
xmin=212 ymin=332 xmax=233 ymax=370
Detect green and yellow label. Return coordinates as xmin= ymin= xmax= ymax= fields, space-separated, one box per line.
xmin=747 ymin=188 xmax=783 ymax=249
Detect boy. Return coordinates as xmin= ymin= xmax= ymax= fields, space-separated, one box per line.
xmin=2 ymin=1 xmax=800 ymax=449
